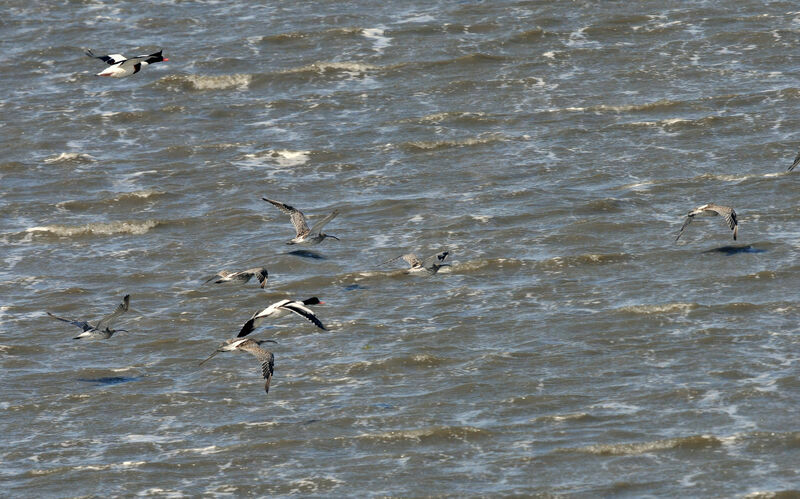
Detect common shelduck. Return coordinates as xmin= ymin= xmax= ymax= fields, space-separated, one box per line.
xmin=85 ymin=48 xmax=168 ymax=77
xmin=238 ymin=297 xmax=326 ymax=337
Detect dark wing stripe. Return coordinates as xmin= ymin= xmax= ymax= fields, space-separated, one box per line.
xmin=675 ymin=216 xmax=693 ymax=241
xmin=262 ymin=197 xmax=296 ymax=215
xmin=282 ymin=304 xmax=326 ymax=330
xmin=262 ymin=198 xmax=309 ymax=236
xmin=790 ymin=152 xmax=800 ymax=172
xmin=260 ymin=357 xmax=274 ymax=379
xmin=261 ymin=353 xmax=274 ymax=393
xmin=85 ymin=50 xmax=124 ymax=65
xmin=237 ymin=318 xmax=256 ymax=337
xmin=47 ymin=312 xmax=93 ymax=331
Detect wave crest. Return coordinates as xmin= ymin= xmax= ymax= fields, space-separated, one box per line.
xmin=156 ymin=74 xmax=252 ymax=91
xmin=574 ymin=434 xmax=722 ymax=456
xmin=26 ymin=220 xmax=160 ymax=237
xmin=43 ymin=153 xmax=95 ymax=164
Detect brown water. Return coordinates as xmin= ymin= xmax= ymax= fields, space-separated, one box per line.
xmin=2 ymin=1 xmax=799 ymax=496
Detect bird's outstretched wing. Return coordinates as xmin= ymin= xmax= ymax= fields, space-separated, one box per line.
xmin=204 ymin=273 xmax=225 ymax=284
xmin=47 ymin=312 xmax=93 ymax=332
xmin=95 ymin=295 xmax=130 ymax=331
xmin=262 ymin=198 xmax=309 ymax=237
xmin=675 ymin=216 xmax=694 ymax=241
xmin=239 ymin=341 xmax=275 ymax=393
xmin=710 ymin=206 xmax=738 ymax=240
xmin=260 ymin=354 xmax=274 ymax=393
xmin=281 ymin=302 xmax=326 ymax=330
xmin=237 ymin=316 xmax=259 ymax=337
xmin=85 ymin=49 xmax=127 ymax=65
xmin=308 ymin=210 xmax=339 ymax=236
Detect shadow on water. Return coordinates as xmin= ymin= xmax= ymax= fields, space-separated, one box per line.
xmin=77 ymin=376 xmax=140 ymax=386
xmin=286 ymin=250 xmax=326 ymax=260
xmin=344 ymin=284 xmax=368 ymax=291
xmin=704 ymin=245 xmax=766 ymax=255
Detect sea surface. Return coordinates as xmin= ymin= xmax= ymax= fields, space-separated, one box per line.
xmin=2 ymin=0 xmax=799 ymax=496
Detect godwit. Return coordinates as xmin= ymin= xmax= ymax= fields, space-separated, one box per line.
xmin=676 ymin=204 xmax=738 ymax=242
xmin=85 ymin=49 xmax=168 ymax=77
xmin=199 ymin=338 xmax=276 ymax=393
xmin=205 ymin=267 xmax=268 ymax=288
xmin=47 ymin=294 xmax=130 ymax=339
xmin=381 ymin=250 xmax=451 ymax=274
xmin=238 ymin=297 xmax=326 ymax=337
xmin=262 ymin=197 xmax=339 ymax=245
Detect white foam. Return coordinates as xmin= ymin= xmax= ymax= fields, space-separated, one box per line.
xmin=397 ymin=13 xmax=436 ymax=24
xmin=26 ymin=220 xmax=159 ymax=237
xmin=183 ymin=74 xmax=252 ymax=91
xmin=271 ymin=149 xmax=310 ymax=167
xmin=43 ymin=152 xmax=95 ymax=164
xmin=362 ymin=27 xmax=391 ymax=52
xmin=136 ymin=489 xmax=185 ymax=498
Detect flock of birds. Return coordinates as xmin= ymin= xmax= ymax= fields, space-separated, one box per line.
xmin=47 ymin=186 xmax=451 ymax=393
xmin=45 ymin=48 xmax=797 ymax=394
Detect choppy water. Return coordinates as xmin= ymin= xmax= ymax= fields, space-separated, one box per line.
xmin=2 ymin=0 xmax=800 ymax=496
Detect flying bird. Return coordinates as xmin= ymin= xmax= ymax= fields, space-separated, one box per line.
xmin=676 ymin=204 xmax=738 ymax=242
xmin=199 ymin=338 xmax=276 ymax=394
xmin=262 ymin=197 xmax=339 ymax=245
xmin=205 ymin=267 xmax=268 ymax=288
xmin=238 ymin=297 xmax=326 ymax=337
xmin=381 ymin=250 xmax=451 ymax=274
xmin=47 ymin=294 xmax=130 ymax=339
xmin=85 ymin=48 xmax=168 ymax=77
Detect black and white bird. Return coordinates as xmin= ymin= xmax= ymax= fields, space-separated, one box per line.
xmin=205 ymin=267 xmax=268 ymax=288
xmin=238 ymin=297 xmax=326 ymax=337
xmin=47 ymin=294 xmax=130 ymax=340
xmin=382 ymin=250 xmax=451 ymax=274
xmin=85 ymin=49 xmax=168 ymax=77
xmin=262 ymin=197 xmax=339 ymax=245
xmin=199 ymin=338 xmax=276 ymax=394
xmin=676 ymin=204 xmax=739 ymax=241
xmin=788 ymin=150 xmax=800 ymax=172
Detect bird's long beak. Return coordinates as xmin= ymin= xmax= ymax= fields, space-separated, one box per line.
xmin=328 ymin=235 xmax=340 ymax=241
xmin=199 ymin=350 xmax=222 ymax=366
